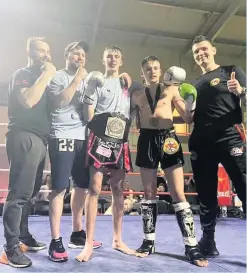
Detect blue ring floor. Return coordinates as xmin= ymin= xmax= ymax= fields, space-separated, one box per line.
xmin=0 ymin=215 xmax=246 ymax=272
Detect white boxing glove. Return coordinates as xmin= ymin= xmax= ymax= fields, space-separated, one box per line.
xmin=163 ymin=66 xmax=186 ymax=86
xmin=84 ymin=71 xmax=105 ymax=104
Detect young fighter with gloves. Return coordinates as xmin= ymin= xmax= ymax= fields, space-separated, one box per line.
xmin=131 ymin=56 xmax=208 ymax=267
xmin=76 ymin=46 xmax=144 ymax=262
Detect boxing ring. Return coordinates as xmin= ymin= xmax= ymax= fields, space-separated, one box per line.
xmin=0 ymin=124 xmax=246 ymax=272
xmin=0 ymin=216 xmax=245 ymax=272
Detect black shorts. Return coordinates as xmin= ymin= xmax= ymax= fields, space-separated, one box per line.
xmin=48 ymin=138 xmax=89 ymax=190
xmin=136 ymin=128 xmax=184 ymax=170
xmin=86 ymin=131 xmax=133 ymax=172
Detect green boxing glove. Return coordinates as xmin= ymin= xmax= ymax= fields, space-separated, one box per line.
xmin=179 ymin=83 xmax=197 ymax=112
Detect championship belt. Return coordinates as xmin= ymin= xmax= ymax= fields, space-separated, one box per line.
xmin=105 ymin=116 xmax=126 ymax=139
xmin=163 ymin=132 xmax=179 ymax=155
xmin=87 ymin=133 xmax=123 ymax=167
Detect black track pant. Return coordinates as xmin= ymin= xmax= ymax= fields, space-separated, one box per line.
xmin=189 ymin=125 xmax=246 ymax=238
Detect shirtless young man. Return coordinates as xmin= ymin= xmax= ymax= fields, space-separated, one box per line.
xmin=131 ymin=56 xmax=208 ymax=267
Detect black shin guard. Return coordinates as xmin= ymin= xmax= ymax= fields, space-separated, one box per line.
xmin=136 ymin=200 xmax=157 ymax=254
xmin=141 ymin=200 xmax=157 ymax=241
xmin=173 ymin=202 xmax=197 ymax=246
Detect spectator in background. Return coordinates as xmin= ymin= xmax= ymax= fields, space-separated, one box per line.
xmin=36 ymin=174 xmax=52 ymax=202
xmin=105 ymin=190 xmax=138 ymax=216
xmin=184 ymin=177 xmax=198 ymax=204
xmin=125 ymin=189 xmax=138 ymax=203
xmin=157 ymin=177 xmax=172 ymax=204
xmin=184 ymin=177 xmax=199 ymax=214
xmin=102 ymin=184 xmax=110 ymax=192
xmin=157 ymin=183 xmax=165 ymax=193
xmin=102 ymin=173 xmax=110 ymax=187
xmin=123 ymin=181 xmax=130 ymax=192
xmin=100 ymin=184 xmax=112 ymax=207
xmin=33 ymin=174 xmax=52 ymax=216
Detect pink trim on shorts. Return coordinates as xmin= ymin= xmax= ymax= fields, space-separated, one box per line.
xmin=87 ymin=132 xmax=123 ymax=168
xmin=123 ymin=142 xmax=131 ymax=172
xmin=85 ymin=131 xmax=95 ymax=168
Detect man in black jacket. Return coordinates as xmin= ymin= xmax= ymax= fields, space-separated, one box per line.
xmin=189 ymin=35 xmax=246 ymax=257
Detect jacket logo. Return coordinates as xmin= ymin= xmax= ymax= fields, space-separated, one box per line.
xmin=210 ymin=78 xmax=220 ymax=86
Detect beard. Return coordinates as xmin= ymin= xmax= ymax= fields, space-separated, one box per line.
xmin=41 ymin=56 xmax=51 ymax=62
xmin=32 ymin=56 xmax=51 ymax=67
xmin=68 ymin=62 xmax=82 ymax=72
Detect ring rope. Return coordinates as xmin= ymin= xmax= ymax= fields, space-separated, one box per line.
xmin=0 ymin=168 xmax=193 ymax=176
xmin=0 ymin=189 xmax=237 ymax=196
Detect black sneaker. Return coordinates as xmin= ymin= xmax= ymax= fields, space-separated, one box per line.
xmin=20 ymin=235 xmax=46 ymax=251
xmin=3 ymin=244 xmax=32 ymax=268
xmin=68 ymin=230 xmax=86 ymax=249
xmin=185 ymin=245 xmax=208 ymax=265
xmin=48 ymin=237 xmax=68 ymax=262
xmin=198 ymin=237 xmax=220 ymax=257
xmin=136 ymin=239 xmax=155 ymax=255
xmin=68 ymin=230 xmax=102 ymax=249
